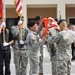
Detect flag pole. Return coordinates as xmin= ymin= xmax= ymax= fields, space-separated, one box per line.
xmin=19 ymin=0 xmax=23 ymax=40
xmin=19 ymin=15 xmax=23 ymax=40
xmin=2 ymin=0 xmax=4 ymax=21
xmin=14 ymin=0 xmax=23 ymax=40
xmin=2 ymin=0 xmax=6 ymax=42
xmin=3 ymin=0 xmax=6 ymax=21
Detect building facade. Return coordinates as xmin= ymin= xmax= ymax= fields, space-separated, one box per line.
xmin=5 ymin=0 xmax=75 ymax=28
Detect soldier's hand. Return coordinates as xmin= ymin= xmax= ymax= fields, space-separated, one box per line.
xmin=47 ymin=30 xmax=50 ymax=35
xmin=3 ymin=42 xmax=9 ymax=47
xmin=19 ymin=40 xmax=25 ymax=45
xmin=47 ymin=29 xmax=51 ymax=35
xmin=1 ymin=22 xmax=6 ymax=27
xmin=42 ymin=36 xmax=46 ymax=41
xmin=18 ymin=20 xmax=22 ymax=25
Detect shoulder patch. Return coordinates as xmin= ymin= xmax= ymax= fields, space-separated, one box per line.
xmin=31 ymin=36 xmax=36 ymax=40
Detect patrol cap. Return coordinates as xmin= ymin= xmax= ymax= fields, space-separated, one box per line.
xmin=27 ymin=20 xmax=36 ymax=27
xmin=35 ymin=16 xmax=42 ymax=21
xmin=58 ymin=19 xmax=66 ymax=25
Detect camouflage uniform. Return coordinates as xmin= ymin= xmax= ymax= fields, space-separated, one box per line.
xmin=47 ymin=29 xmax=75 ymax=75
xmin=11 ymin=26 xmax=28 ymax=75
xmin=36 ymin=32 xmax=43 ymax=74
xmin=36 ymin=22 xmax=44 ymax=74
xmin=39 ymin=45 xmax=43 ymax=74
xmin=26 ymin=30 xmax=45 ymax=75
xmin=46 ymin=28 xmax=58 ymax=75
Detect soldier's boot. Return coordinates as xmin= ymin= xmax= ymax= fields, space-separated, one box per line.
xmin=39 ymin=73 xmax=43 ymax=75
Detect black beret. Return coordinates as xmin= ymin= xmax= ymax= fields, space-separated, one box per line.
xmin=35 ymin=16 xmax=42 ymax=21
xmin=27 ymin=20 xmax=36 ymax=27
xmin=58 ymin=19 xmax=66 ymax=25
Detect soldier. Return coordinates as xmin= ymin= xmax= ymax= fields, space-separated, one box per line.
xmin=35 ymin=16 xmax=44 ymax=75
xmin=46 ymin=19 xmax=75 ymax=75
xmin=0 ymin=18 xmax=14 ymax=75
xmin=46 ymin=18 xmax=60 ymax=75
xmin=47 ymin=28 xmax=59 ymax=75
xmin=68 ymin=24 xmax=75 ymax=60
xmin=26 ymin=20 xmax=45 ymax=75
xmin=11 ymin=16 xmax=28 ymax=75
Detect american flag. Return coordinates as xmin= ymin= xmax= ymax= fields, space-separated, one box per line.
xmin=0 ymin=0 xmax=3 ymax=18
xmin=14 ymin=0 xmax=23 ymax=16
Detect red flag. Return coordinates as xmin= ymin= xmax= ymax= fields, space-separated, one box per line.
xmin=42 ymin=18 xmax=49 ymax=38
xmin=42 ymin=18 xmax=60 ymax=38
xmin=49 ymin=21 xmax=60 ymax=30
xmin=14 ymin=0 xmax=23 ymax=16
xmin=48 ymin=17 xmax=60 ymax=30
xmin=0 ymin=0 xmax=3 ymax=18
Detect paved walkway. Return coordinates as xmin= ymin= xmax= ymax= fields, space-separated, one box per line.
xmin=10 ymin=46 xmax=75 ymax=75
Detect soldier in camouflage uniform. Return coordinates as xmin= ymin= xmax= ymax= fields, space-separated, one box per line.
xmin=46 ymin=19 xmax=75 ymax=75
xmin=35 ymin=16 xmax=44 ymax=75
xmin=68 ymin=24 xmax=75 ymax=60
xmin=46 ymin=18 xmax=60 ymax=75
xmin=26 ymin=20 xmax=45 ymax=75
xmin=46 ymin=28 xmax=59 ymax=75
xmin=11 ymin=16 xmax=28 ymax=75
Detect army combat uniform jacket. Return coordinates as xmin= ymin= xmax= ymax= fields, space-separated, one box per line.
xmin=11 ymin=26 xmax=28 ymax=50
xmin=11 ymin=26 xmax=28 ymax=75
xmin=47 ymin=29 xmax=75 ymax=75
xmin=47 ymin=29 xmax=75 ymax=60
xmin=26 ymin=30 xmax=45 ymax=75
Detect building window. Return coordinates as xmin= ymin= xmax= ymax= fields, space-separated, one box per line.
xmin=6 ymin=18 xmax=17 ymax=30
xmin=68 ymin=17 xmax=75 ymax=25
xmin=28 ymin=18 xmax=35 ymax=22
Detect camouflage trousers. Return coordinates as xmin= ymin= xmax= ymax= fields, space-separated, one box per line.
xmin=39 ymin=46 xmax=43 ymax=73
xmin=51 ymin=56 xmax=57 ymax=75
xmin=56 ymin=59 xmax=71 ymax=75
xmin=46 ymin=43 xmax=57 ymax=75
xmin=13 ymin=49 xmax=28 ymax=75
xmin=29 ymin=54 xmax=39 ymax=75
